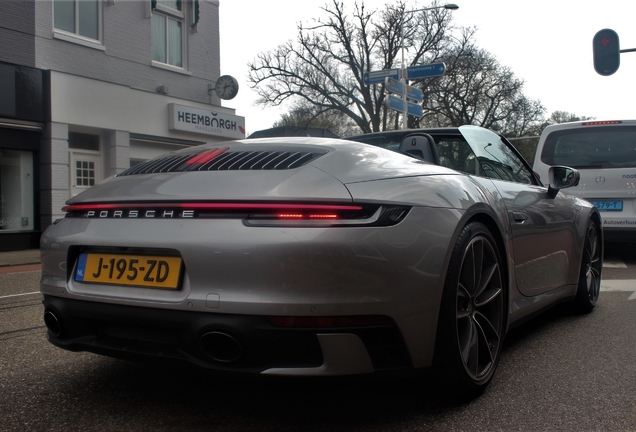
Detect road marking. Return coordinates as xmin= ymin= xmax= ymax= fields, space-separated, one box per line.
xmin=0 ymin=291 xmax=41 ymax=299
xmin=603 ymin=259 xmax=627 ymax=268
xmin=601 ymin=280 xmax=636 ymax=300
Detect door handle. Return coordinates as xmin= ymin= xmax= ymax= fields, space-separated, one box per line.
xmin=512 ymin=211 xmax=528 ymax=222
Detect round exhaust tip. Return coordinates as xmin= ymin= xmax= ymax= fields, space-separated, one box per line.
xmin=199 ymin=331 xmax=243 ymax=363
xmin=44 ymin=310 xmax=61 ymax=337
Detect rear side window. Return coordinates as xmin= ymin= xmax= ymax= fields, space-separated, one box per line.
xmin=540 ymin=126 xmax=636 ymax=168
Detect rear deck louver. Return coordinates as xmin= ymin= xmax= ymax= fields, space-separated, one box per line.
xmin=118 ymin=148 xmax=326 ymax=176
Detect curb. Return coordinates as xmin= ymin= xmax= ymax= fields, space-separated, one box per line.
xmin=0 ymin=264 xmax=42 ymax=275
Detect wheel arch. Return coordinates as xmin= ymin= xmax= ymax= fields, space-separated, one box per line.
xmin=431 ymin=209 xmax=511 ymax=394
xmin=575 ymin=208 xmax=604 ymax=281
xmin=590 ymin=209 xmax=604 ymax=257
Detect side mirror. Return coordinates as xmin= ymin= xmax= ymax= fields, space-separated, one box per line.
xmin=547 ymin=166 xmax=580 ymax=198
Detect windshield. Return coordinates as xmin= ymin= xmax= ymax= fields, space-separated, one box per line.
xmin=458 ymin=125 xmax=535 ymax=184
xmin=540 ymin=126 xmax=636 ymax=168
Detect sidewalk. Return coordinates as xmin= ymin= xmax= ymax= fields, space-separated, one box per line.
xmin=0 ymin=249 xmax=41 ymax=268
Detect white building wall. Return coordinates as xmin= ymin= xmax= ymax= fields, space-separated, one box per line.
xmin=40 ymin=122 xmax=70 ymax=228
xmin=50 ymin=71 xmax=237 ymax=140
xmin=104 ymin=130 xmax=130 ymax=178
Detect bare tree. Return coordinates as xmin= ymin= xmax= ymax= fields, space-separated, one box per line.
xmin=249 ymin=0 xmax=547 ymax=137
xmin=416 ymin=31 xmax=545 ymax=136
xmin=248 ymin=0 xmax=457 ymax=133
xmin=549 ymin=111 xmax=594 ymax=124
xmin=272 ymin=103 xmax=359 ymax=137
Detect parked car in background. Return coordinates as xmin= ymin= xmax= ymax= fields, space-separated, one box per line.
xmin=41 ymin=126 xmax=602 ymax=399
xmin=533 ymin=120 xmax=636 ymax=242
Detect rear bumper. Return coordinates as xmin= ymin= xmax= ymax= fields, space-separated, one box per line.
xmin=41 ymin=207 xmax=463 ymax=369
xmin=43 ymin=295 xmax=412 ymax=375
xmin=602 ymin=227 xmax=636 ymax=243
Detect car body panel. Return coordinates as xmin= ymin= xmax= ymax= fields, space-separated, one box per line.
xmin=490 ymin=180 xmax=580 ymax=295
xmin=70 ymin=139 xmax=454 ymax=205
xmin=42 ymin=204 xmax=465 ymax=369
xmin=70 ymin=165 xmax=354 ymax=204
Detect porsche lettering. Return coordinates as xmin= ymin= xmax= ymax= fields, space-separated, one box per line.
xmin=85 ymin=210 xmax=195 ymax=218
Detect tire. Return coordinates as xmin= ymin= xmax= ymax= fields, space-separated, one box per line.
xmin=434 ymin=222 xmax=506 ymax=398
xmin=574 ymin=219 xmax=602 ymax=313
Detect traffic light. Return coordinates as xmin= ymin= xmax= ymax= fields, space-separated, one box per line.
xmin=593 ymin=29 xmax=620 ymax=76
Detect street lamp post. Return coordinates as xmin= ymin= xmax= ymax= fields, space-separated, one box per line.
xmin=399 ymin=3 xmax=458 ymax=129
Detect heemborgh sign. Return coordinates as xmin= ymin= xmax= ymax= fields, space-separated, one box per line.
xmin=168 ymin=104 xmax=246 ymax=139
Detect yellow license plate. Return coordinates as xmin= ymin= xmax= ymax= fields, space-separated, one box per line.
xmin=75 ymin=252 xmax=183 ymax=289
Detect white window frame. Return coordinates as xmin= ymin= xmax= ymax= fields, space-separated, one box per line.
xmin=52 ymin=0 xmax=104 ymax=51
xmin=151 ymin=1 xmax=188 ymax=72
xmin=68 ymin=131 xmax=102 ymax=197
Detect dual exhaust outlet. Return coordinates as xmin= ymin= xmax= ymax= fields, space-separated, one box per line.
xmin=43 ymin=310 xmax=243 ymax=363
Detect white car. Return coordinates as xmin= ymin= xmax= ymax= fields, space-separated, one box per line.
xmin=533 ymin=120 xmax=636 ymax=242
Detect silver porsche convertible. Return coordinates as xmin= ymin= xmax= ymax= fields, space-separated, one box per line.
xmin=40 ymin=125 xmax=602 ymax=396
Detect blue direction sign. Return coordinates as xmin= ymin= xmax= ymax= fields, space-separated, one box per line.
xmin=364 ymin=68 xmax=399 ymax=85
xmin=407 ymin=100 xmax=423 ymax=117
xmin=407 ymin=86 xmax=423 ymax=102
xmin=386 ymin=78 xmax=405 ymax=95
xmin=387 ymin=94 xmax=404 ymax=112
xmin=386 ymin=94 xmax=423 ymax=117
xmin=386 ymin=78 xmax=424 ymax=102
xmin=407 ymin=62 xmax=446 ymax=80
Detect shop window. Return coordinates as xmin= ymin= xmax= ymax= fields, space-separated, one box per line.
xmin=53 ymin=0 xmax=101 ymax=42
xmin=0 ymin=150 xmax=34 ymax=232
xmin=152 ymin=0 xmax=185 ymax=68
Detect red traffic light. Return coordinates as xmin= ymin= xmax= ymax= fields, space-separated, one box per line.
xmin=593 ymin=29 xmax=620 ymax=76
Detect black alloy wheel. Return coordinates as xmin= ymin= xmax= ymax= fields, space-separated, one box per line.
xmin=575 ymin=219 xmax=602 ymax=312
xmin=435 ymin=222 xmax=505 ymax=397
xmin=456 ymin=234 xmax=504 ymax=382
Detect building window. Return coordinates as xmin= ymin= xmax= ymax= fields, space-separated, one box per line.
xmin=69 ymin=132 xmax=100 ymax=151
xmin=69 ymin=133 xmax=101 ymax=197
xmin=0 ymin=150 xmax=34 ymax=232
xmin=75 ymin=160 xmax=96 ymax=187
xmin=54 ymin=0 xmax=101 ymax=41
xmin=69 ymin=132 xmax=100 ymax=187
xmin=152 ymin=0 xmax=185 ymax=68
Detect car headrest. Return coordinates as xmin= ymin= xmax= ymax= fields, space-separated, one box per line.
xmin=399 ymin=134 xmax=439 ymax=164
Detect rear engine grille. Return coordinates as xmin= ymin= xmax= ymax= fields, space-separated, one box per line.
xmin=118 ymin=148 xmax=326 ymax=176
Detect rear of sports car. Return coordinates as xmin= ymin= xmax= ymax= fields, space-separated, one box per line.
xmin=40 ymin=138 xmax=468 ymax=376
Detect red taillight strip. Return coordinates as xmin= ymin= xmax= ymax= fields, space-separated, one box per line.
xmin=582 ymin=121 xmax=622 ymax=126
xmin=277 ymin=214 xmax=339 ymax=219
xmin=186 ymin=147 xmax=229 ymax=165
xmin=62 ymin=203 xmax=363 ymax=212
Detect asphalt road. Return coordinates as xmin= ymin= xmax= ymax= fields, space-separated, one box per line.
xmin=1 ymin=244 xmax=635 ymax=431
